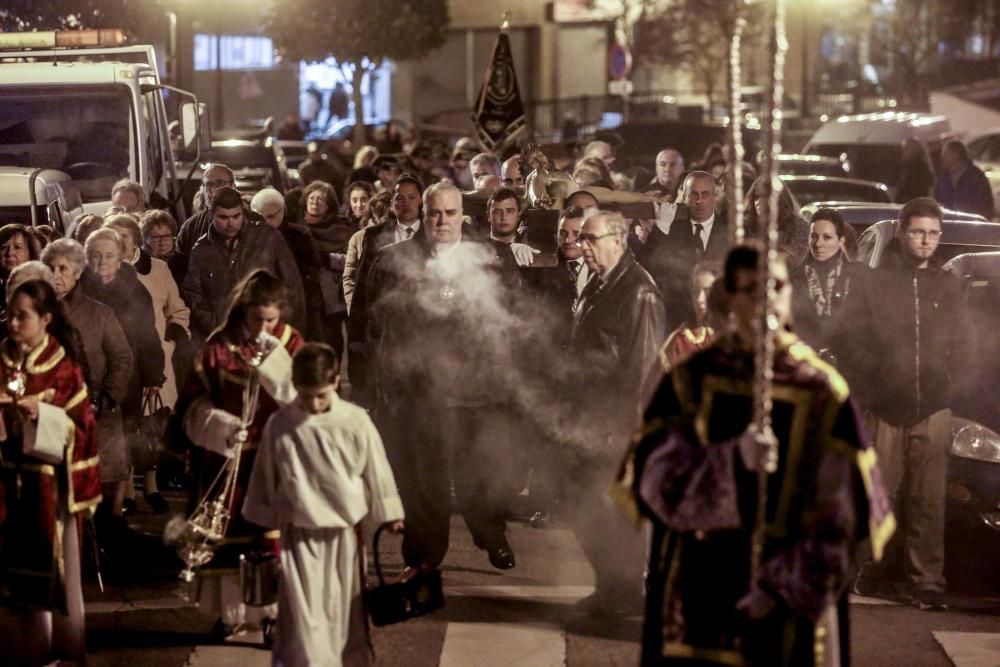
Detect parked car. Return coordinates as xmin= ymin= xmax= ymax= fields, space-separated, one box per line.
xmin=776 ymin=153 xmax=850 ymax=177
xmin=941 ymin=251 xmax=1000 ymax=591
xmin=782 ymin=175 xmax=891 ymax=207
xmin=803 ymin=112 xmax=953 ymax=195
xmin=176 ymin=135 xmax=291 ymax=211
xmin=856 ymin=218 xmax=1000 ymax=267
xmin=851 ymin=231 xmax=1000 ymax=592
xmin=965 ymin=129 xmax=1000 ymax=218
xmin=799 ymin=202 xmax=987 ymax=237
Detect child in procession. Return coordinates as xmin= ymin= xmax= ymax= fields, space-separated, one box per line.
xmin=243 ymin=342 xmax=404 ymax=667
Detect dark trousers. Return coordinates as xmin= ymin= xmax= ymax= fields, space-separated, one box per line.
xmin=566 ymin=461 xmax=645 ymax=603
xmin=380 ymin=402 xmax=512 ymax=568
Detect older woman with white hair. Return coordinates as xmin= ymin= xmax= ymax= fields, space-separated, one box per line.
xmin=81 ymin=227 xmax=164 ymax=471
xmin=104 ymin=213 xmax=189 ymax=408
xmin=41 ymin=239 xmax=135 ymax=528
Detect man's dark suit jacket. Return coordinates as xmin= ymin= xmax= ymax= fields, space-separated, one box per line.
xmin=637 ymin=207 xmax=729 ymax=329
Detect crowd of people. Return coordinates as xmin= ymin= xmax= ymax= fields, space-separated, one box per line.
xmin=0 ymin=125 xmax=980 ymax=666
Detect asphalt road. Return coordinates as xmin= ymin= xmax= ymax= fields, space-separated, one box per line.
xmin=79 ymin=495 xmax=1000 ymax=667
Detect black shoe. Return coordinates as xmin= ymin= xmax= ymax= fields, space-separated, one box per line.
xmin=261 ymin=618 xmax=275 ymax=648
xmin=486 ymin=542 xmax=516 ymax=570
xmin=911 ymin=589 xmax=948 ymax=611
xmin=529 ymin=511 xmax=550 ymax=529
xmin=144 ymin=491 xmax=169 ymax=514
xmin=122 ymin=498 xmax=138 ymax=515
xmin=852 ymin=573 xmax=880 ymax=597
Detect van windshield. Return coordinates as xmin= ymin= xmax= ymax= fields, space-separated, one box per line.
xmin=0 ymin=85 xmax=132 ymax=203
xmin=808 ymin=143 xmax=902 ymax=187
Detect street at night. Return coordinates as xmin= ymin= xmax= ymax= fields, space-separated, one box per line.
xmin=2 ymin=0 xmax=1000 ymax=665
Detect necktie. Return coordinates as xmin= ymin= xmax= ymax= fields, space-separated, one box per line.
xmin=405 ymin=226 xmax=414 ymax=239
xmin=693 ymin=223 xmax=705 ymax=254
xmin=568 ymin=260 xmax=581 ymax=281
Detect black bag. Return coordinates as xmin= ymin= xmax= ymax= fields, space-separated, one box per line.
xmin=127 ymin=391 xmax=171 ymax=473
xmin=363 ymin=524 xmax=444 ymax=626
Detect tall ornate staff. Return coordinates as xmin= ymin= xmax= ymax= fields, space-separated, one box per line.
xmin=748 ymin=0 xmax=789 ymax=583
xmin=726 ymin=1 xmax=748 ymax=244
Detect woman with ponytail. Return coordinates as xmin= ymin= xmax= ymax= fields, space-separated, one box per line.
xmin=0 ymin=279 xmax=100 ymax=665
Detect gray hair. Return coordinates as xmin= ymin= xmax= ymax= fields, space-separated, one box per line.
xmin=250 ymin=187 xmax=285 ymax=214
xmin=470 ymin=152 xmax=501 ymax=176
xmin=111 ymin=178 xmax=144 ymax=206
xmin=103 ymin=212 xmax=142 ymax=248
xmin=422 ymin=181 xmax=463 ymax=211
xmin=84 ymin=227 xmax=124 ymax=257
xmin=681 ymin=170 xmax=715 ymax=198
xmin=589 ymin=210 xmax=628 ymax=241
xmin=7 ymin=261 xmax=56 ymax=299
xmin=201 ymin=163 xmax=234 ymax=184
xmin=42 ymin=239 xmax=87 ymax=278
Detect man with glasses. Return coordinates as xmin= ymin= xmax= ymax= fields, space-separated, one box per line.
xmin=175 ymin=164 xmax=265 ymax=270
xmin=565 ymin=210 xmax=666 ymax=617
xmin=834 ymin=197 xmax=971 ymax=611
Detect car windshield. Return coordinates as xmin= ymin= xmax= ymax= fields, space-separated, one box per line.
xmin=808 ymin=143 xmax=902 ymax=186
xmin=205 ymin=145 xmax=274 ymax=170
xmin=784 ymin=179 xmax=890 ymax=206
xmin=778 ymin=159 xmax=844 ymax=177
xmin=0 ymin=85 xmax=132 ymax=203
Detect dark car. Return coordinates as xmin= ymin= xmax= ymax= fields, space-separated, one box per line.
xmin=856 ymin=218 xmax=1000 ymax=267
xmin=776 ymin=153 xmax=850 ymax=177
xmin=940 ymin=251 xmax=1000 ymax=591
xmin=176 ymin=136 xmax=291 ymax=211
xmin=800 ymin=202 xmax=987 ymax=237
xmin=781 ymin=175 xmax=891 ymax=207
xmin=853 ymin=232 xmax=1000 ymax=592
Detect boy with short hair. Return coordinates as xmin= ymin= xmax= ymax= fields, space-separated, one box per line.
xmin=243 ymin=343 xmax=404 ymax=666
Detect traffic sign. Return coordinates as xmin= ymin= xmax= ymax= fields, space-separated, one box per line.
xmin=608 ymin=43 xmax=633 ymax=81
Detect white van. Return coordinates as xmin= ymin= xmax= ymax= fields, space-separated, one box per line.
xmin=804 ymin=112 xmax=953 ymax=196
xmin=0 ymin=30 xmax=203 ymax=230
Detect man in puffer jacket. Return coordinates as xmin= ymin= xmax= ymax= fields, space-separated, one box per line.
xmin=832 ymin=197 xmax=972 ymax=611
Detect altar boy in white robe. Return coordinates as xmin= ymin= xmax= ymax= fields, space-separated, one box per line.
xmin=243 ymin=342 xmax=404 ymax=667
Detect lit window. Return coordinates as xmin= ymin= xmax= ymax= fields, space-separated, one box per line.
xmin=194 ymin=35 xmax=275 ymax=71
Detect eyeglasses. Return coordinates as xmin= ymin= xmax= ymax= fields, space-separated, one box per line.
xmin=577 ymin=232 xmax=616 ymax=245
xmin=906 ymin=229 xmax=942 ymax=240
xmin=147 ymin=233 xmax=173 ymax=241
xmin=203 ymin=179 xmax=234 ymax=189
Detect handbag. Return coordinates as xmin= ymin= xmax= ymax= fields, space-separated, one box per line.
xmin=127 ymin=391 xmax=171 ymax=473
xmin=363 ymin=524 xmax=444 ymax=627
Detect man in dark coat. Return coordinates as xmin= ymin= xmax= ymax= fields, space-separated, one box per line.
xmin=934 ymin=140 xmax=994 ymax=219
xmin=832 ymin=197 xmax=971 ymax=611
xmin=639 ymin=171 xmax=730 ymax=329
xmin=364 ymin=181 xmax=522 ymax=574
xmin=175 ymin=164 xmax=266 ymax=276
xmin=181 ymin=187 xmax=305 ymax=341
xmin=346 ymin=174 xmax=423 ymax=402
xmin=567 ymin=209 xmax=667 ymax=616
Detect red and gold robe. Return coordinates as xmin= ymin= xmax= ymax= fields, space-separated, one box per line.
xmin=179 ymin=321 xmax=304 ymax=572
xmin=0 ymin=335 xmax=99 ymax=611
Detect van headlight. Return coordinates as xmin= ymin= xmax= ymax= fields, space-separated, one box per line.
xmin=951 ymin=419 xmax=1000 ymax=463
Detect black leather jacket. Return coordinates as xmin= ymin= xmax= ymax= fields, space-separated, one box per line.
xmin=570 ymin=251 xmax=667 ymax=446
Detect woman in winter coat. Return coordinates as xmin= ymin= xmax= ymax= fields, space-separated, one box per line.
xmin=298 ymin=180 xmax=356 ymax=354
xmin=791 ymin=207 xmax=866 ymax=354
xmin=744 ymin=176 xmax=811 ymax=268
xmin=104 ymin=213 xmax=190 ymax=407
xmin=80 ymin=228 xmax=166 ymax=509
xmin=41 ymin=239 xmax=134 ymax=523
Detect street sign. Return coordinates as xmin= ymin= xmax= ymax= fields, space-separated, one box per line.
xmin=608 ymin=79 xmax=634 ymax=96
xmin=607 ymin=43 xmax=632 ymax=81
